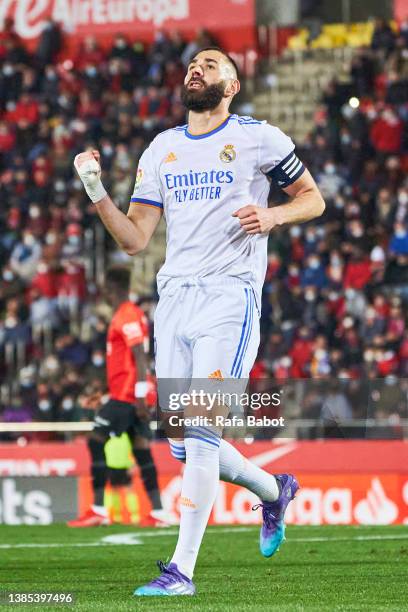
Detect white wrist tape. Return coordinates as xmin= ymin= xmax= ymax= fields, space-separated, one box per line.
xmin=135 ymin=381 xmax=148 ymax=398
xmin=74 ymin=156 xmax=107 ymax=204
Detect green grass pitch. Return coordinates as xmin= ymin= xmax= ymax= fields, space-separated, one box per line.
xmin=1 ymin=524 xmax=408 ymax=611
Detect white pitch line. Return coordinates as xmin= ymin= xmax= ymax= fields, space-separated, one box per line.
xmin=1 ymin=528 xmax=408 ymax=549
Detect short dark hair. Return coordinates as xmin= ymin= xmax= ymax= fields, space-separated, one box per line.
xmin=105 ymin=266 xmax=130 ymax=292
xmin=191 ymin=47 xmax=239 ymax=80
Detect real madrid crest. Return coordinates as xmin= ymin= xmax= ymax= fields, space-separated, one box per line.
xmin=220 ymin=144 xmax=236 ymax=163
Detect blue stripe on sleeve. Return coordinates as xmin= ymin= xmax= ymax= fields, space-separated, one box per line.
xmin=130 ymin=197 xmax=163 ymax=208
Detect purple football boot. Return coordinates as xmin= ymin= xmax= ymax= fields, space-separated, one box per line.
xmin=252 ymin=474 xmax=299 ymax=558
xmin=134 ymin=561 xmax=196 ymax=596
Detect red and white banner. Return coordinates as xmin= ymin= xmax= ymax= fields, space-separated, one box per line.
xmin=153 ymin=440 xmax=408 ymax=526
xmin=1 ymin=439 xmax=407 ymax=525
xmin=0 ymin=0 xmax=255 ymax=51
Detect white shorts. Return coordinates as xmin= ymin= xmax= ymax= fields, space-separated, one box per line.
xmin=154 ymin=277 xmax=260 ymax=409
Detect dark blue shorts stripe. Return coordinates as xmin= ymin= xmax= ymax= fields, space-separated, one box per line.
xmin=237 ymin=292 xmax=255 ymax=377
xmin=230 ymin=289 xmax=250 ymax=377
xmin=233 ymin=290 xmax=254 ymax=378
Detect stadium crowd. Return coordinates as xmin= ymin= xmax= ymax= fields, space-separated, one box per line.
xmin=0 ymin=19 xmax=407 ymax=431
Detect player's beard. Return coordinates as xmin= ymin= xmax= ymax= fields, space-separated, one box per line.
xmin=181 ymin=79 xmax=226 ymax=112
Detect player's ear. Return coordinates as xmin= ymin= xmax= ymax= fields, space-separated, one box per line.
xmin=224 ymin=79 xmax=240 ymax=98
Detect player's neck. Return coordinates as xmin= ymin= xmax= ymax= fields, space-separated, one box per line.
xmin=187 ymin=108 xmax=230 ymax=136
xmin=112 ymin=295 xmax=128 ymax=309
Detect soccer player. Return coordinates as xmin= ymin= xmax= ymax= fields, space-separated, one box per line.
xmin=68 ymin=266 xmax=167 ymax=527
xmin=74 ymin=47 xmax=325 ymax=595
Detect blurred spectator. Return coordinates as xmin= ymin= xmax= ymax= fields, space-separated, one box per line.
xmin=371 ymin=18 xmax=396 ymax=55
xmin=370 ymin=108 xmax=403 ymax=154
xmin=35 ymin=20 xmax=62 ymax=66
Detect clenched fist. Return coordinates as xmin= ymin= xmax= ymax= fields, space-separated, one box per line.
xmin=74 ymin=149 xmax=107 ymax=204
xmin=232 ymin=205 xmax=283 ymax=234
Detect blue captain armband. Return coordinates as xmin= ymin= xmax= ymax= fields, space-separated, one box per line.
xmin=266 ymin=151 xmax=305 ymax=188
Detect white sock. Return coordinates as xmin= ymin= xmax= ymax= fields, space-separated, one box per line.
xmin=219 ymin=439 xmax=279 ymax=502
xmin=171 ymin=437 xmax=220 ymax=579
xmin=169 ymin=439 xmax=279 ymax=502
xmin=92 ymin=504 xmax=108 ymax=516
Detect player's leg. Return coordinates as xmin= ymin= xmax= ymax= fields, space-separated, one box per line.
xmin=169 ymin=437 xmax=280 ymax=500
xmin=103 ymin=428 xmax=139 ymax=524
xmin=135 ymin=284 xmax=197 ymax=595
xmin=170 ymin=418 xmax=223 ymax=579
xmin=107 ymin=465 xmax=139 ymax=524
xmin=132 ymin=431 xmax=172 ymax=526
xmin=168 ymin=283 xmax=298 ymax=557
xmin=67 ymin=430 xmax=109 ymax=527
xmin=89 ymin=434 xmax=109 ymax=514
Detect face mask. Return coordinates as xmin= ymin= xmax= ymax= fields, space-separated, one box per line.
xmin=325 ymin=164 xmax=336 ymax=174
xmin=395 ymin=229 xmax=407 ymax=238
xmin=29 ymin=207 xmax=40 ymax=219
xmin=5 ymin=316 xmax=17 ymax=328
xmin=54 ymin=180 xmax=65 ymax=192
xmin=45 ymin=358 xmax=59 ymax=372
xmin=86 ymin=67 xmax=97 ymax=77
xmin=39 ymin=399 xmax=51 ymax=411
xmin=102 ymin=145 xmax=114 ymax=156
xmin=68 ymin=235 xmax=80 ymax=246
xmin=23 ymin=234 xmax=35 ymax=246
xmin=37 ymin=263 xmax=48 ymax=274
xmin=116 ymin=39 xmax=126 ymax=49
xmin=3 ymin=271 xmax=14 ymax=281
xmin=46 ymin=233 xmax=57 ymax=245
xmin=305 ymin=290 xmax=316 ymax=302
xmin=290 ymin=226 xmax=301 ymax=238
xmin=351 ymin=228 xmax=363 ymax=238
xmin=92 ymin=356 xmax=105 ymax=367
xmin=334 ymin=198 xmax=344 ymax=209
xmin=331 ymin=256 xmax=342 ymax=266
xmin=309 ymin=259 xmax=320 ymax=269
xmin=3 ymin=64 xmax=14 ymax=76
xmin=305 ymin=233 xmax=316 ymax=243
xmin=62 ymin=398 xmax=74 ymax=411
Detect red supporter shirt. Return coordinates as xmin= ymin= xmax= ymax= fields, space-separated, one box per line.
xmin=106 ymin=301 xmax=149 ymax=403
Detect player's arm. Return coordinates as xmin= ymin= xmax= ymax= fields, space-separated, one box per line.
xmin=122 ymin=311 xmax=152 ymax=419
xmin=132 ymin=343 xmax=149 ymax=392
xmin=233 ymin=125 xmax=325 ymax=234
xmin=74 ymin=149 xmax=162 ymax=255
xmin=234 ymin=169 xmax=325 ymax=234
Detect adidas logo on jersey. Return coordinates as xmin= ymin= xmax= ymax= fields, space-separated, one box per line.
xmin=164 ymin=152 xmax=177 ymax=163
xmin=208 ymin=369 xmax=224 ymax=381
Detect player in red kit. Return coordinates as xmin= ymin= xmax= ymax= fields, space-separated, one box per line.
xmin=68 ymin=266 xmax=168 ymax=527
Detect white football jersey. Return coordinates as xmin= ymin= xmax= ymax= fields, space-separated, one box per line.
xmin=130 ymin=114 xmax=305 ymax=308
